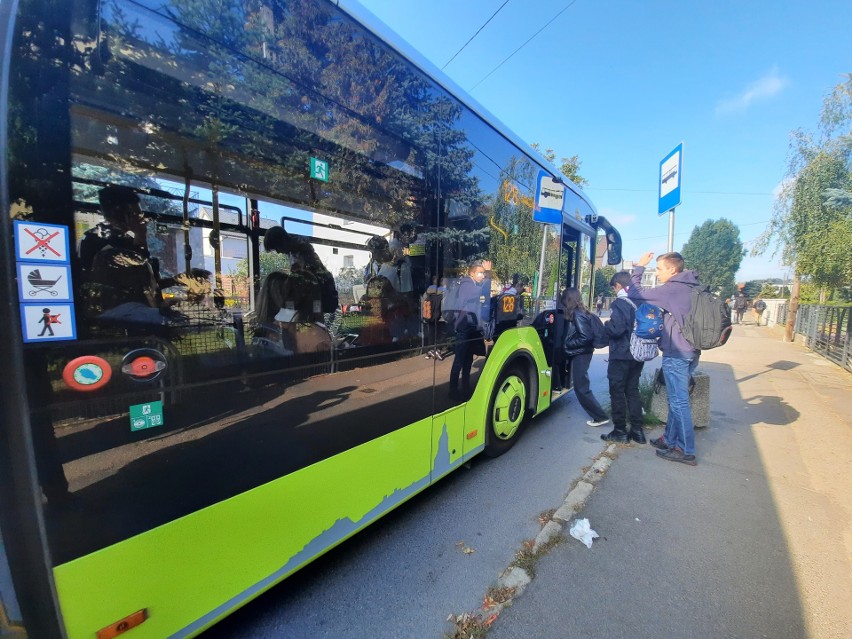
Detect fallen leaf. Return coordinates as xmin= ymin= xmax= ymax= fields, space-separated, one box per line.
xmin=463 ymin=547 xmax=475 ymax=555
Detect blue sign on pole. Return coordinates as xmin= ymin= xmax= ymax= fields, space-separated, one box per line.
xmin=533 ymin=170 xmax=565 ymax=224
xmin=658 ymin=143 xmax=683 ymax=215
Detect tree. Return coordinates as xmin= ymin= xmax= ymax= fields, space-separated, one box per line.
xmin=680 ymin=219 xmax=744 ymax=297
xmin=530 ymin=144 xmax=588 ymax=187
xmin=742 ymin=280 xmax=764 ymax=299
xmin=594 ymin=265 xmax=616 ymax=298
xmin=756 ymin=75 xmax=852 ymax=316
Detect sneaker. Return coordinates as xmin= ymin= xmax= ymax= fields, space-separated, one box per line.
xmin=656 ymin=447 xmax=697 ymax=466
xmin=587 ymin=418 xmax=610 ymax=427
xmin=649 ymin=436 xmax=669 ymax=450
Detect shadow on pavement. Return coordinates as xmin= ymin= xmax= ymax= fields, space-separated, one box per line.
xmin=488 ymin=360 xmax=808 ymax=639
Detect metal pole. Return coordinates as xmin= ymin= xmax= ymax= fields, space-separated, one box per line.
xmin=535 ymin=225 xmax=548 ymax=311
xmin=667 ymin=208 xmax=675 ymax=252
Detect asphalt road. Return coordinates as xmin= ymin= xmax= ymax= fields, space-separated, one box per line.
xmin=202 ymin=355 xmax=615 ymax=639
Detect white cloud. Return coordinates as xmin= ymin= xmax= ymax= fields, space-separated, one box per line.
xmin=716 ymin=67 xmax=789 ymax=115
xmin=773 ymin=176 xmax=796 ymax=198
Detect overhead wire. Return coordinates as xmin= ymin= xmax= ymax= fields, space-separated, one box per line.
xmin=441 ymin=0 xmax=513 ymax=70
xmin=469 ymin=0 xmax=581 ymax=92
xmin=586 ymin=187 xmax=774 ymax=196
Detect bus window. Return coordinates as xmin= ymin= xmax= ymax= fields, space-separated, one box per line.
xmin=0 ymin=1 xmax=618 ymax=636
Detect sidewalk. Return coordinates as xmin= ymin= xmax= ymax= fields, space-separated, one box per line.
xmin=490 ymin=323 xmax=852 ymax=639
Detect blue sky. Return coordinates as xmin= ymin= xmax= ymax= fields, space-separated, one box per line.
xmin=356 ymin=0 xmax=852 ymax=282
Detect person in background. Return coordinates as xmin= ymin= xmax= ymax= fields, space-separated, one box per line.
xmin=559 ymin=287 xmax=609 ymax=427
xmin=753 ymin=296 xmax=767 ymax=326
xmin=628 ymin=251 xmax=700 ymax=466
xmin=449 ymin=260 xmax=491 ymax=400
xmin=601 ymin=271 xmax=646 ymax=444
xmin=595 ymin=293 xmax=605 ymax=316
xmin=733 ymin=292 xmax=748 ymax=324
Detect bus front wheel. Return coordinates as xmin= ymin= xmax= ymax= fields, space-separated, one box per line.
xmin=483 ymin=366 xmax=528 ymax=457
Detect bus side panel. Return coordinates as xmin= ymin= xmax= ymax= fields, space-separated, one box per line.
xmin=52 ymin=417 xmax=432 ymax=639
xmin=459 ymin=326 xmax=552 ymax=454
xmin=430 ymin=409 xmax=467 ymax=482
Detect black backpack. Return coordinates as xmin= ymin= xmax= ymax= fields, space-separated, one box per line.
xmin=421 ymin=292 xmax=442 ymax=323
xmin=588 ymin=311 xmax=608 ymax=349
xmin=441 ymin=277 xmax=463 ymax=324
xmin=677 ymin=284 xmax=732 ymax=350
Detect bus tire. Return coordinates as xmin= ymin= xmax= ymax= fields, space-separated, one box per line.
xmin=483 ymin=365 xmax=528 ymax=457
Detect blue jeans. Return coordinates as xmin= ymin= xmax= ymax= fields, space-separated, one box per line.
xmin=661 ymin=355 xmax=699 ymax=455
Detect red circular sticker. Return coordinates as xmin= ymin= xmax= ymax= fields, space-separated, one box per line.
xmin=62 ymin=356 xmax=113 ymax=392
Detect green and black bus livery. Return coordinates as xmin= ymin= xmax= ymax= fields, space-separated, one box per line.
xmin=0 ymin=0 xmax=621 ymax=636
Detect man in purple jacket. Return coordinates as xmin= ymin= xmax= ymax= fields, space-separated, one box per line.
xmin=629 ymin=251 xmax=700 ymax=466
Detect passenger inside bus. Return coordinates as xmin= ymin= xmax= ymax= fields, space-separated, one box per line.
xmin=78 ymin=185 xmax=178 ymax=325
xmin=252 ymin=272 xmax=294 ymax=355
xmin=363 ymin=234 xmax=391 ymax=283
xmin=263 ymin=225 xmax=338 ymax=319
xmin=378 ymin=238 xmax=418 ymax=343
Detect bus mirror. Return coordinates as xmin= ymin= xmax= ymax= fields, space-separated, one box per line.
xmin=585 ymin=215 xmax=622 ymax=265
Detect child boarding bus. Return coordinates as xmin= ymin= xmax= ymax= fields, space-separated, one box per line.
xmin=0 ymin=0 xmax=621 ymax=636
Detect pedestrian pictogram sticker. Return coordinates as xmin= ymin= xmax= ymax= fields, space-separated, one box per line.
xmin=21 ymin=303 xmax=77 ymax=343
xmin=14 ymin=221 xmax=70 ymax=263
xmin=17 ymin=263 xmax=73 ymax=302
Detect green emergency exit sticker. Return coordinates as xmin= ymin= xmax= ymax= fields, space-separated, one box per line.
xmin=310 ymin=157 xmax=329 ymax=182
xmin=130 ymin=400 xmax=164 ymax=431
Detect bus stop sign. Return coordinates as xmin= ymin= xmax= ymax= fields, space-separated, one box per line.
xmin=534 ymin=170 xmax=564 ymax=224
xmin=658 ymin=143 xmax=683 ymax=214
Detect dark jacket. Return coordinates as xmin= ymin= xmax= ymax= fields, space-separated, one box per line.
xmin=563 ymin=310 xmax=595 ymax=357
xmin=454 ymin=272 xmax=491 ymax=331
xmin=628 ymin=266 xmax=700 ymax=358
xmin=605 ymin=296 xmax=634 ymax=360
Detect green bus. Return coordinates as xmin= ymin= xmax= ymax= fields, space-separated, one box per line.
xmin=0 ymin=0 xmax=621 ymax=636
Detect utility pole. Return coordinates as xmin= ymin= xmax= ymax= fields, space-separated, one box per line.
xmin=785 ymin=272 xmax=800 ymax=342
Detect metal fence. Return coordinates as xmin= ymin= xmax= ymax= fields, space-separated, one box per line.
xmin=793 ymin=305 xmax=852 ymax=372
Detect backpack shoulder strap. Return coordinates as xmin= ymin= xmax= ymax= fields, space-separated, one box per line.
xmin=619 ymin=297 xmax=637 ymax=311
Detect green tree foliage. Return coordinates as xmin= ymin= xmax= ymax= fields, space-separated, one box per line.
xmin=757 ymin=75 xmax=852 ymax=294
xmin=530 ymin=144 xmax=588 ymax=187
xmin=232 ymin=252 xmax=289 ymax=283
xmin=742 ymin=280 xmax=764 ymax=299
xmin=680 ymin=219 xmax=744 ymax=297
xmin=486 ymin=157 xmax=549 ymax=285
xmin=594 ymin=265 xmax=616 ymax=297
xmin=758 ymin=282 xmax=783 ymax=298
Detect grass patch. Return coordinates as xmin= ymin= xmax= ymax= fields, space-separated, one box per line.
xmin=483 ymin=585 xmax=516 ymax=608
xmin=537 ymin=509 xmax=556 ymax=526
xmin=445 ymin=613 xmax=490 ymax=639
xmin=639 ymin=370 xmax=664 ymax=425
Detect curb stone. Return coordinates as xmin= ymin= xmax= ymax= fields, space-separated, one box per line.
xmin=446 ymin=442 xmax=621 ymax=638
